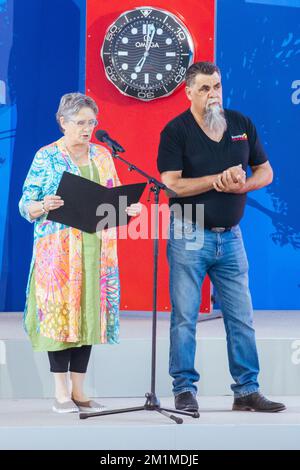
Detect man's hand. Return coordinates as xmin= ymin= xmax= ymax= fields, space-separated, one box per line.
xmin=227 ymin=164 xmax=246 ymax=184
xmin=213 ymin=164 xmax=246 ymax=193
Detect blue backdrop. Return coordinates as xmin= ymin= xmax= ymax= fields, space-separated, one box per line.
xmin=0 ymin=0 xmax=299 ymax=310
xmin=217 ymin=0 xmax=300 ymax=308
xmin=0 ymin=0 xmax=86 ymax=311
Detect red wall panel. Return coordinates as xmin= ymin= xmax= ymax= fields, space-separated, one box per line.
xmin=86 ymin=0 xmax=215 ymax=312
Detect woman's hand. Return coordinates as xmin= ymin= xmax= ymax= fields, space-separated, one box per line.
xmin=28 ymin=195 xmax=64 ymax=221
xmin=43 ymin=195 xmax=64 ymax=212
xmin=125 ymin=202 xmax=142 ymax=217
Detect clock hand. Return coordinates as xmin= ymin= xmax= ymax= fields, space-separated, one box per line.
xmin=145 ymin=25 xmax=155 ymax=52
xmin=135 ymin=55 xmax=147 ymax=72
xmin=135 ymin=25 xmax=156 ymax=73
xmin=134 ymin=27 xmax=151 ymax=72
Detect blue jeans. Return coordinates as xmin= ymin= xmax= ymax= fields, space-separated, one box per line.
xmin=167 ymin=215 xmax=260 ymax=397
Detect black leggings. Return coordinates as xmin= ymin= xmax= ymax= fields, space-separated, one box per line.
xmin=48 ymin=346 xmax=92 ymax=373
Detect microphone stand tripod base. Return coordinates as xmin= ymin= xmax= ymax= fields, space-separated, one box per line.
xmin=79 ymin=392 xmax=200 ymax=424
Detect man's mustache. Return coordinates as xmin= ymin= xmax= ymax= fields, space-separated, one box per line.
xmin=206 ymin=98 xmax=221 ymax=108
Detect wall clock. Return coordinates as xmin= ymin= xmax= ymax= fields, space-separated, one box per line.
xmin=101 ymin=6 xmax=194 ymax=101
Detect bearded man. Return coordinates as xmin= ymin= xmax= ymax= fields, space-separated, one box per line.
xmin=157 ymin=62 xmax=286 ymax=414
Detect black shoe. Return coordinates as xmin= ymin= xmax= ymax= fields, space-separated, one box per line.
xmin=232 ymin=392 xmax=286 ymax=413
xmin=175 ymin=391 xmax=199 ymax=412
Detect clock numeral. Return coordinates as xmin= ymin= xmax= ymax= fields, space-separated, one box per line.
xmin=177 ymin=28 xmax=186 ymax=41
xmin=174 ymin=67 xmax=187 ymax=84
xmin=142 ymin=24 xmax=155 ymax=36
xmin=137 ymin=90 xmax=155 ymax=100
xmin=105 ymin=66 xmax=118 ymax=81
xmin=106 ymin=25 xmax=118 ymax=42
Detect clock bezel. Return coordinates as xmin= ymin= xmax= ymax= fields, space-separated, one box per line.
xmin=101 ymin=6 xmax=195 ymax=101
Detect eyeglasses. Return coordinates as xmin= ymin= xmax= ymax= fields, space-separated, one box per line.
xmin=69 ymin=119 xmax=98 ymax=128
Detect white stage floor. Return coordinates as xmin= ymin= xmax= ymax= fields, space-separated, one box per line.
xmin=0 ymin=396 xmax=299 ymax=450
xmin=1 ymin=311 xmax=300 ymax=449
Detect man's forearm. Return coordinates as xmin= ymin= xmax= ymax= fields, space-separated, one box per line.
xmin=167 ymin=174 xmax=221 ymax=197
xmin=235 ymin=167 xmax=273 ymax=194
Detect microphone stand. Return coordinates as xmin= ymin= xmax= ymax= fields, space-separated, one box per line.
xmin=80 ymin=146 xmax=200 ymax=424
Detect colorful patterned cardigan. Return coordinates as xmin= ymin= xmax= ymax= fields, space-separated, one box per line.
xmin=19 ymin=138 xmax=120 ymax=344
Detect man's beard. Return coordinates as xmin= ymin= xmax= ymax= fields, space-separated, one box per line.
xmin=204 ymin=100 xmax=227 ymax=134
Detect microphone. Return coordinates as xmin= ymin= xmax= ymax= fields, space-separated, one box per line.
xmin=95 ymin=129 xmax=125 ymax=153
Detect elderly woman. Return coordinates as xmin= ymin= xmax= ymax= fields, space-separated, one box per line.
xmin=19 ymin=92 xmax=140 ymax=413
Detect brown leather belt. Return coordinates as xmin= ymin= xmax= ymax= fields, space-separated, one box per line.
xmin=209 ymin=227 xmax=232 ymax=233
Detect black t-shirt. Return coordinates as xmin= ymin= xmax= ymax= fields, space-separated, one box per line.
xmin=157 ymin=108 xmax=268 ymax=228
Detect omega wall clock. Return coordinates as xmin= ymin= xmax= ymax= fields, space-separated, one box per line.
xmin=101 ymin=6 xmax=194 ymax=101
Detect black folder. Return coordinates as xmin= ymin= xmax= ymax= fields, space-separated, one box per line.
xmin=47 ymin=171 xmax=146 ymax=233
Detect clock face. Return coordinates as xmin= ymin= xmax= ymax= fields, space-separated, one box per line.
xmin=101 ymin=6 xmax=194 ymax=101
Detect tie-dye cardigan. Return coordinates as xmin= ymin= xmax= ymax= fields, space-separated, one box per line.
xmin=19 ymin=137 xmax=120 ymax=344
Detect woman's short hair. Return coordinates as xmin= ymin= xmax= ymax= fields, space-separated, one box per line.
xmin=56 ymin=92 xmax=99 ymax=132
xmin=185 ymin=62 xmax=221 ymax=87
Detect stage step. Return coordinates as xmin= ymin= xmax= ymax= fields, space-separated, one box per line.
xmin=0 ymin=396 xmax=299 ymax=450
xmin=0 ymin=311 xmax=300 ymax=399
